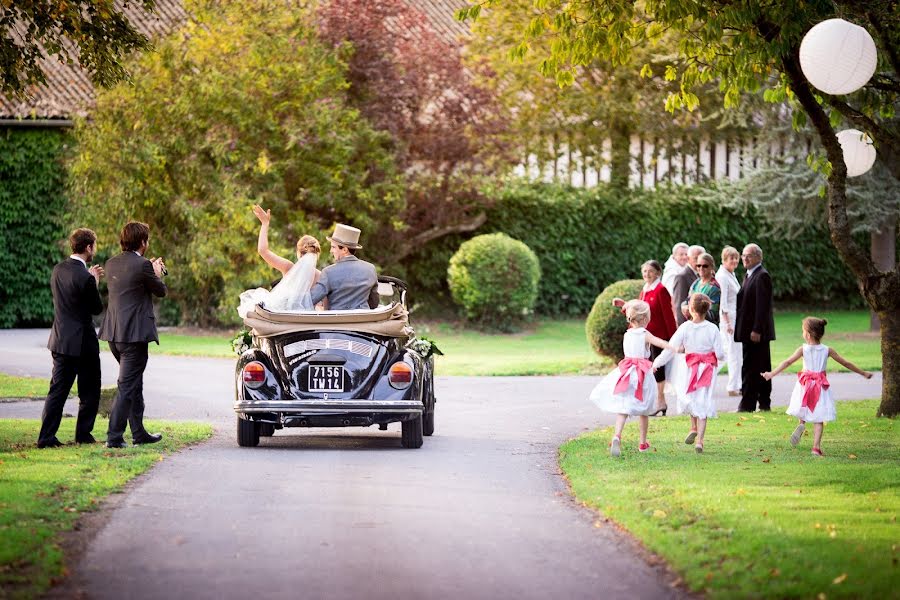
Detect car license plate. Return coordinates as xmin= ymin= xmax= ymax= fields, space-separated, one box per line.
xmin=308 ymin=365 xmax=344 ymax=392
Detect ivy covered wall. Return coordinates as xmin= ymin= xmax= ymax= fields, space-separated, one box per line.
xmin=0 ymin=128 xmax=69 ymax=327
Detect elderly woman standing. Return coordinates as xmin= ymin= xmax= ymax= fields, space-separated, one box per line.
xmin=614 ymin=260 xmax=677 ymax=415
xmin=716 ymin=246 xmax=743 ymax=396
xmin=686 ymin=253 xmax=721 ymax=324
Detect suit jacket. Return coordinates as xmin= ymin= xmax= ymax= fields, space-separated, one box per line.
xmin=735 ymin=264 xmax=775 ymax=343
xmin=47 ymin=258 xmax=104 ymax=356
xmin=309 ymin=256 xmax=378 ymax=310
xmin=99 ymin=252 xmax=167 ymax=344
xmin=671 ymin=264 xmax=698 ymax=325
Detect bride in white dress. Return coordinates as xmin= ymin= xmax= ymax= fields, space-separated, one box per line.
xmin=237 ymin=204 xmax=322 ymax=317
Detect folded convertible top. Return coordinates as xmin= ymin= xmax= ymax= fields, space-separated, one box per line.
xmin=243 ymin=302 xmax=413 ymax=339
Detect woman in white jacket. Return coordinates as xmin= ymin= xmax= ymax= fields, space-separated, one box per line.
xmin=715 ymin=246 xmax=742 ymax=396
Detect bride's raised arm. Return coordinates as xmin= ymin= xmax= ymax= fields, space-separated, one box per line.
xmin=252 ymin=204 xmax=293 ymax=275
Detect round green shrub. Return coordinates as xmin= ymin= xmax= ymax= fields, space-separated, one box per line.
xmin=447 ymin=232 xmax=541 ymax=331
xmin=585 ymin=279 xmax=643 ymax=362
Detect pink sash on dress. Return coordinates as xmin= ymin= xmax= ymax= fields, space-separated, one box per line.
xmin=614 ymin=358 xmax=653 ymax=402
xmin=798 ymin=370 xmax=830 ymax=412
xmin=685 ymin=352 xmax=718 ymax=393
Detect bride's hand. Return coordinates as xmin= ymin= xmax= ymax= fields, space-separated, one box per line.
xmin=252 ymin=204 xmax=270 ymax=226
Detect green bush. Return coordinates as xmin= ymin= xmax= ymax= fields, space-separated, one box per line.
xmin=405 ymin=181 xmax=865 ymax=316
xmin=0 ymin=129 xmax=69 ymax=327
xmin=447 ymin=232 xmax=541 ymax=330
xmin=585 ymin=279 xmax=644 ymax=362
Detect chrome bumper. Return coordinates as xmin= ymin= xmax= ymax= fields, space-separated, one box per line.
xmin=234 ymin=399 xmax=423 ymax=415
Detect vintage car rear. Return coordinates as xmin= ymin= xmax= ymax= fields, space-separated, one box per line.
xmin=233 ymin=278 xmax=435 ymax=448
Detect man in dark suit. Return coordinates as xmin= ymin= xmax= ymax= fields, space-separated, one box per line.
xmin=735 ymin=243 xmax=775 ymax=412
xmin=37 ymin=228 xmax=105 ymax=448
xmin=671 ymin=244 xmax=704 ymax=325
xmin=100 ymin=222 xmax=167 ymax=448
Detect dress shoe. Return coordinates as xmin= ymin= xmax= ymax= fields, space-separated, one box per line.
xmin=106 ymin=440 xmax=128 ymax=449
xmin=37 ymin=437 xmax=64 ymax=449
xmin=75 ymin=435 xmax=97 ymax=444
xmin=133 ymin=433 xmax=163 ymax=445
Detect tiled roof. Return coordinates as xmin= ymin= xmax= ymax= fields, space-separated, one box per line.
xmin=0 ymin=0 xmax=469 ymax=121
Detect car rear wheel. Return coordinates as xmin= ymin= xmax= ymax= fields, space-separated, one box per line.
xmin=259 ymin=423 xmax=275 ymax=437
xmin=401 ymin=414 xmax=423 ymax=448
xmin=237 ymin=417 xmax=260 ymax=447
xmin=423 ymin=407 xmax=435 ymax=437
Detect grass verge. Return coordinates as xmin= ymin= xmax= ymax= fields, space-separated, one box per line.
xmin=559 ymin=400 xmax=897 ymax=598
xmin=0 ymin=418 xmax=213 ymax=599
xmin=0 ymin=373 xmax=58 ymax=399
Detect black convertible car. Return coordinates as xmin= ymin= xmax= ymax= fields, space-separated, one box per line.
xmin=234 ymin=277 xmax=435 ymax=448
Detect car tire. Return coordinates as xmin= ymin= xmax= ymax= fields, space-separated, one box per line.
xmin=259 ymin=423 xmax=275 ymax=437
xmin=401 ymin=414 xmax=423 ymax=448
xmin=423 ymin=407 xmax=435 ymax=437
xmin=237 ymin=417 xmax=260 ymax=447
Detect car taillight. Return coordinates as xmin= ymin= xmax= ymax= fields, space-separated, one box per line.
xmin=243 ymin=362 xmax=266 ymax=389
xmin=388 ymin=362 xmax=413 ymax=389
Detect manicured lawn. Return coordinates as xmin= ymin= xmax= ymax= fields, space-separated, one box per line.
xmin=71 ymin=309 xmax=879 ymax=376
xmin=559 ymin=400 xmax=897 ymax=599
xmin=0 ymin=418 xmax=213 ymax=599
xmin=0 ymin=373 xmax=57 ymax=398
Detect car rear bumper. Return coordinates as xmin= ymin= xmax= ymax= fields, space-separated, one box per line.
xmin=234 ymin=399 xmax=423 ymax=415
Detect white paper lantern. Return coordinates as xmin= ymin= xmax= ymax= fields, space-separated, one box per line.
xmin=836 ymin=129 xmax=876 ymax=177
xmin=799 ymin=19 xmax=877 ymax=95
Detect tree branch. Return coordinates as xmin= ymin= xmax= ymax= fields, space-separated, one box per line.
xmin=390 ymin=212 xmax=488 ymax=262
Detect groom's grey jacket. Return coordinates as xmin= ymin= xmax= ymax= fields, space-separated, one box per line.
xmin=310 ymin=255 xmax=378 ymax=310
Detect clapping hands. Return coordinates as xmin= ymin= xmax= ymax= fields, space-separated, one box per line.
xmin=88 ymin=264 xmax=104 ymax=285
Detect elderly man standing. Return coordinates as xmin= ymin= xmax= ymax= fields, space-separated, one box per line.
xmin=310 ymin=224 xmax=379 ymax=310
xmin=671 ymin=244 xmax=704 ymax=325
xmin=662 ymin=242 xmax=689 ymax=295
xmin=734 ymin=243 xmax=775 ymax=412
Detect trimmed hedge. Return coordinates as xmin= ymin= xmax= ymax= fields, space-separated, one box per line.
xmin=585 ymin=279 xmax=644 ymax=362
xmin=403 ymin=182 xmax=862 ymax=316
xmin=0 ymin=129 xmax=69 ymax=327
xmin=447 ymin=232 xmax=541 ymax=331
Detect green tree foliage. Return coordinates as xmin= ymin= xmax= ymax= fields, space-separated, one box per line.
xmin=68 ymin=0 xmax=402 ymax=326
xmin=1 ymin=0 xmax=157 ymax=97
xmin=447 ymin=232 xmax=541 ymax=331
xmin=0 ymin=129 xmax=68 ymax=326
xmin=585 ymin=279 xmax=642 ymax=362
xmin=463 ymin=0 xmax=746 ymax=188
xmin=458 ymin=0 xmax=900 ymax=416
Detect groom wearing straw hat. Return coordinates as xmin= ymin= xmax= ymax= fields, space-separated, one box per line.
xmin=310 ymin=223 xmax=379 ymax=310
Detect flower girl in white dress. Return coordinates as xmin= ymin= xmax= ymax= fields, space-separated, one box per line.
xmin=762 ymin=317 xmax=872 ymax=457
xmin=653 ymin=293 xmax=724 ymax=453
xmin=590 ymin=300 xmax=681 ymax=457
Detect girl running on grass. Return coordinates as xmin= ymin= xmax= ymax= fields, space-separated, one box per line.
xmin=590 ymin=300 xmax=681 ymax=457
xmin=652 ymin=293 xmax=724 ymax=453
xmin=762 ymin=316 xmax=872 ymax=457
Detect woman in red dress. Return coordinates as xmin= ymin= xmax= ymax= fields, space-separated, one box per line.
xmin=615 ymin=259 xmax=677 ymax=414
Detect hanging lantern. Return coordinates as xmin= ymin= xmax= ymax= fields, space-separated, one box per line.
xmin=836 ymin=129 xmax=876 ymax=177
xmin=799 ymin=19 xmax=878 ymax=95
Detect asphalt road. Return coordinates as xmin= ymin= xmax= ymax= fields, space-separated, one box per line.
xmin=1 ymin=329 xmax=884 ymax=599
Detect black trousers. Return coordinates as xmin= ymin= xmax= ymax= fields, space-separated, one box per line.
xmin=107 ymin=341 xmax=150 ymax=443
xmin=739 ymin=341 xmax=772 ymax=411
xmin=38 ymin=348 xmax=101 ymax=444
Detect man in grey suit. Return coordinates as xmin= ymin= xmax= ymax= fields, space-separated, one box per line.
xmin=38 ymin=228 xmax=105 ymax=448
xmin=310 ymin=223 xmax=378 ymax=310
xmin=100 ymin=222 xmax=167 ymax=448
xmin=671 ymin=244 xmax=705 ymax=325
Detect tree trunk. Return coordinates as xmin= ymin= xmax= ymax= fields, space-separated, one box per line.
xmin=780 ymin=48 xmax=900 ymax=417
xmin=870 ymin=219 xmax=898 ymax=331
xmin=877 ymin=308 xmax=900 ymax=417
xmin=609 ymin=119 xmax=631 ymax=190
